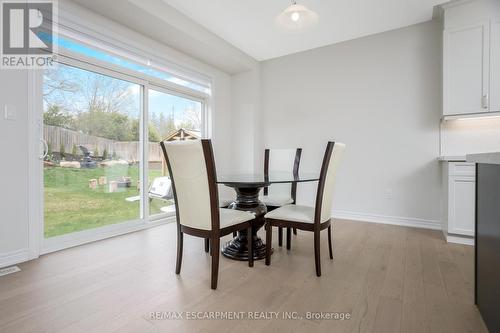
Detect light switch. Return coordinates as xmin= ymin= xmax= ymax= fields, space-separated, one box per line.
xmin=4 ymin=105 xmax=17 ymax=121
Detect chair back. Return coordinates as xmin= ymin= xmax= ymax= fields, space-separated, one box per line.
xmin=264 ymin=148 xmax=302 ymax=201
xmin=160 ymin=139 xmax=219 ymax=231
xmin=314 ymin=142 xmax=346 ymax=224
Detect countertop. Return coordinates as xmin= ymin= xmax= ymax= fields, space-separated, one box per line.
xmin=438 ymin=155 xmax=467 ymax=162
xmin=467 ymin=152 xmax=500 ymax=165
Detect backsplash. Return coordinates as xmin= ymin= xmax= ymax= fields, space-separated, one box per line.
xmin=441 ymin=117 xmax=500 ymax=156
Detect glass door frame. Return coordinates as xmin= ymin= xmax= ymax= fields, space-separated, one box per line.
xmin=37 ymin=53 xmax=209 ymax=254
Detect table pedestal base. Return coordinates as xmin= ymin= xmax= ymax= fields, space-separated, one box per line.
xmin=221 ymin=186 xmax=270 ymax=261
xmin=222 ymin=231 xmax=267 ymax=261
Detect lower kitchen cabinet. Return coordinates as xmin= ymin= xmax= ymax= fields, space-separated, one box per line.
xmin=442 ymin=162 xmax=476 ymax=243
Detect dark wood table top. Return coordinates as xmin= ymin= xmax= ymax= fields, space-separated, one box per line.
xmin=217 ymin=172 xmax=319 ymax=188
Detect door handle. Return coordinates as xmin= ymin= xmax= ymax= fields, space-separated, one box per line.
xmin=39 ymin=139 xmax=48 ymax=160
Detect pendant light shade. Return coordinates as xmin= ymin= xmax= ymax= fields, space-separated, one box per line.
xmin=276 ymin=1 xmax=318 ymax=30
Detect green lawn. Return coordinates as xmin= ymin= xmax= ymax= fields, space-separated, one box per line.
xmin=44 ymin=165 xmax=170 ymax=238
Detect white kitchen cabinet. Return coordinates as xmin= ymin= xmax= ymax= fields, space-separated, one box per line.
xmin=442 ymin=0 xmax=500 ymax=117
xmin=490 ymin=17 xmax=500 ymax=112
xmin=448 ymin=175 xmax=475 ymax=236
xmin=442 ymin=162 xmax=476 ymax=243
xmin=444 ymin=22 xmax=489 ymax=116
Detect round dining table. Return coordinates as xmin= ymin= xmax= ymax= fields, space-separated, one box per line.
xmin=217 ymin=172 xmax=319 ymax=261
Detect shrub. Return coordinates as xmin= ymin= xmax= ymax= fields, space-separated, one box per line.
xmin=112 ymin=150 xmax=117 ymax=160
xmin=59 ymin=143 xmax=66 ymax=159
xmin=102 ymin=148 xmax=108 ymax=160
xmin=94 ymin=146 xmax=99 ymax=158
xmin=71 ymin=144 xmax=77 ymax=158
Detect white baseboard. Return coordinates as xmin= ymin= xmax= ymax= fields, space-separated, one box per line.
xmin=332 ymin=210 xmax=441 ymax=230
xmin=446 ymin=235 xmax=474 ymax=246
xmin=0 ymin=249 xmax=31 ymax=269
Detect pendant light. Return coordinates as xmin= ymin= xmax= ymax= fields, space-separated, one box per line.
xmin=276 ymin=0 xmax=318 ymax=30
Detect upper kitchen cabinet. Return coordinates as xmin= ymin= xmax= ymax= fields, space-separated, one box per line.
xmin=490 ymin=17 xmax=500 ymax=112
xmin=442 ymin=0 xmax=500 ymax=116
xmin=444 ymin=22 xmax=488 ymax=115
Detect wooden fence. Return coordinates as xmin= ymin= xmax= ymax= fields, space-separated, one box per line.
xmin=44 ymin=125 xmax=163 ymax=162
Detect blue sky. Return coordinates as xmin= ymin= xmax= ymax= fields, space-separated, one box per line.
xmin=148 ymin=89 xmax=201 ymax=127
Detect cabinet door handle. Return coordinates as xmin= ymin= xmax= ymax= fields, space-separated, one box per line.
xmin=482 ymin=94 xmax=489 ymax=109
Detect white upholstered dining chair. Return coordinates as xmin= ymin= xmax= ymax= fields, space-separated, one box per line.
xmin=264 ymin=141 xmax=345 ymax=277
xmin=262 ymin=148 xmax=302 ymax=248
xmin=160 ymin=139 xmax=256 ymax=290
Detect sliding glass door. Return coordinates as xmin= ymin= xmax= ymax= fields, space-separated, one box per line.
xmin=42 ymin=62 xmax=143 ymax=239
xmin=40 ymin=54 xmax=207 ymax=252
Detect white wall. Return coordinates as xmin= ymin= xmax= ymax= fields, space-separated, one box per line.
xmin=259 ymin=21 xmax=443 ymax=228
xmin=230 ymin=67 xmax=261 ymax=174
xmin=0 ymin=2 xmax=236 ymax=267
xmin=0 ymin=70 xmax=31 ymax=265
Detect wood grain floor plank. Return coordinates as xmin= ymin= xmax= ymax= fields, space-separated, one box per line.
xmin=0 ymin=220 xmax=486 ymax=333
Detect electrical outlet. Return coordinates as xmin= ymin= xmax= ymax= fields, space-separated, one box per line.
xmin=384 ymin=189 xmax=393 ymax=200
xmin=4 ymin=105 xmax=17 ymax=121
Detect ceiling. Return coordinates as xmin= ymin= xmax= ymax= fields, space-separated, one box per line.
xmin=161 ymin=0 xmax=446 ymax=61
xmin=68 ymin=0 xmax=258 ymax=74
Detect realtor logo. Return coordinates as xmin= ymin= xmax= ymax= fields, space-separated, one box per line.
xmin=1 ymin=0 xmax=57 ymax=68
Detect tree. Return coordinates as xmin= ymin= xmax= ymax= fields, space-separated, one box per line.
xmin=129 ymin=120 xmax=160 ymax=142
xmin=81 ymin=71 xmax=137 ymax=115
xmin=75 ymin=111 xmax=133 ymax=141
xmin=149 ymin=123 xmax=161 ymax=142
xmin=182 ymin=106 xmax=201 ymax=130
xmin=43 ymin=68 xmax=78 ymax=104
xmin=43 ymin=64 xmax=140 ymax=141
xmin=157 ymin=112 xmax=176 ymax=138
xmin=43 ymin=105 xmax=73 ymax=129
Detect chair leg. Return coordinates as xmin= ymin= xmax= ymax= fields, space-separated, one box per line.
xmin=175 ymin=231 xmax=183 ymax=274
xmin=293 ymin=228 xmax=297 ymax=235
xmin=278 ymin=227 xmax=283 ymax=247
xmin=314 ymin=230 xmax=321 ymax=277
xmin=328 ymin=226 xmax=333 ymax=260
xmin=265 ymin=222 xmax=272 ymax=266
xmin=211 ymin=237 xmax=220 ymax=290
xmin=247 ymin=226 xmax=254 ymax=267
xmin=286 ymin=227 xmax=291 ymax=250
xmin=204 ymin=238 xmax=209 ymax=253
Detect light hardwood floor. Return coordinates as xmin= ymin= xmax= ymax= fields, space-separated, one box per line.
xmin=0 ymin=220 xmax=488 ymax=333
